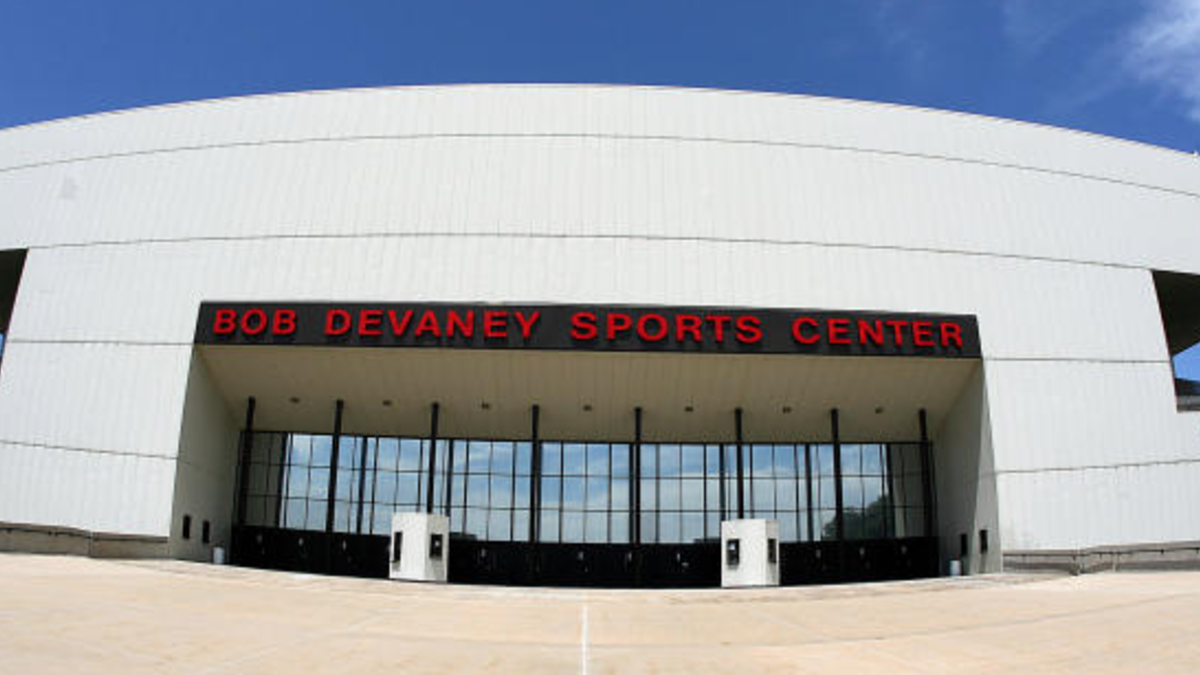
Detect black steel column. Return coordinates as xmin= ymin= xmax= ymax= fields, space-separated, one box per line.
xmin=832 ymin=408 xmax=844 ymax=541
xmin=355 ymin=437 xmax=369 ymax=534
xmin=632 ymin=407 xmax=642 ymax=545
xmin=719 ymin=426 xmax=727 ymax=521
xmin=804 ymin=444 xmax=815 ymax=542
xmin=529 ymin=404 xmax=541 ymax=542
xmin=325 ymin=399 xmax=344 ymax=533
xmin=919 ymin=409 xmax=935 ymax=538
xmin=235 ymin=397 xmax=256 ymax=526
xmin=443 ymin=439 xmax=455 ymax=515
xmin=884 ymin=443 xmax=897 ymax=537
xmin=735 ymin=408 xmax=745 ymax=520
xmin=273 ymin=435 xmax=287 ymax=527
xmin=425 ymin=402 xmax=440 ymax=515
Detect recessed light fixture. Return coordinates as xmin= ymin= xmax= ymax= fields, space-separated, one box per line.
xmin=289 ymin=397 xmax=300 ymax=404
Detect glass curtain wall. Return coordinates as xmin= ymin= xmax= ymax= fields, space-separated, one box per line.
xmin=238 ymin=432 xmax=930 ymax=544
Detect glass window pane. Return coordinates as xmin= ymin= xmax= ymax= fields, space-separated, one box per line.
xmin=467 ymin=475 xmax=489 ymax=507
xmin=512 ymin=510 xmax=530 ymax=540
xmin=844 ymin=476 xmax=864 ymax=511
xmin=706 ymin=478 xmax=721 ymax=511
xmin=586 ymin=444 xmax=609 ymax=475
xmin=640 ymin=512 xmax=657 ymax=543
xmin=815 ymin=445 xmax=834 ymax=477
xmin=774 ymin=445 xmax=796 ymax=477
xmin=862 ymin=444 xmax=884 ymax=475
xmin=538 ymin=511 xmax=559 ymax=543
xmin=705 ymin=445 xmax=722 ymax=479
xmin=284 ymin=465 xmax=310 ymax=499
xmin=585 ymin=512 xmax=607 ymax=543
xmin=659 ymin=444 xmax=681 ymax=477
xmin=490 ymin=475 xmax=513 ymax=509
xmin=563 ymin=443 xmax=586 ymax=476
xmin=640 ymin=444 xmax=657 ymax=478
xmin=818 ymin=477 xmax=836 ymax=509
xmin=705 ymin=512 xmax=720 ymax=541
xmin=311 ymin=436 xmax=333 ymax=468
xmin=609 ymin=513 xmax=630 ymax=543
xmin=515 ymin=442 xmax=533 ymax=476
xmin=776 ymin=479 xmax=797 ymax=510
xmin=514 ymin=476 xmax=532 ymax=509
xmin=610 ymin=477 xmax=629 ymax=510
xmin=336 ymin=436 xmax=359 ymax=469
xmin=752 ymin=478 xmax=774 ymax=513
xmin=777 ymin=511 xmax=798 ymax=542
xmin=682 ymin=512 xmax=704 ymax=543
xmin=863 ymin=475 xmax=885 ymax=509
xmin=399 ymin=439 xmax=422 ymax=471
xmin=841 ymin=444 xmax=861 ymax=475
xmin=563 ymin=477 xmax=585 ymax=509
xmin=491 ymin=442 xmax=515 ymax=474
xmin=468 ymin=441 xmax=490 ymax=473
xmin=397 ymin=473 xmax=420 ymax=504
xmin=449 ymin=474 xmax=465 ymax=509
xmin=487 ymin=510 xmax=511 ymax=541
xmin=816 ymin=510 xmax=837 ymax=541
xmin=368 ymin=506 xmax=389 ymax=535
xmin=542 ymin=443 xmax=561 ymax=475
xmin=305 ymin=500 xmax=326 ymax=530
xmin=562 ymin=512 xmax=584 ymax=543
xmin=659 ymin=513 xmax=681 ymax=543
xmin=308 ymin=469 xmax=330 ymax=500
xmin=659 ymin=479 xmax=681 ymax=511
xmin=283 ymin=498 xmax=306 ymax=529
xmin=586 ymin=477 xmax=608 ymax=510
xmin=752 ymin=445 xmax=773 ymax=475
xmin=335 ymin=468 xmax=354 ymax=501
xmin=611 ymin=444 xmax=630 ymax=478
xmin=464 ymin=508 xmax=487 ymax=539
xmin=681 ymin=479 xmax=704 ymax=511
xmin=541 ymin=477 xmax=561 ymax=508
xmin=375 ymin=438 xmax=404 ymax=472
xmin=681 ymin=445 xmax=704 ymax=477
xmin=289 ymin=435 xmax=313 ymax=467
xmin=640 ymin=478 xmax=656 ymax=511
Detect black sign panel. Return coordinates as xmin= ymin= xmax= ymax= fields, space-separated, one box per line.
xmin=196 ymin=301 xmax=981 ymax=358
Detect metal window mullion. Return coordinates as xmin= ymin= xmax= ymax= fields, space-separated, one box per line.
xmin=425 ymin=403 xmax=440 ymax=515
xmin=324 ymin=399 xmax=344 ymax=534
xmin=461 ymin=439 xmax=471 ymax=537
xmin=832 ymin=408 xmax=844 ymax=542
xmin=804 ymin=444 xmax=814 ymax=542
xmin=509 ymin=439 xmax=518 ymax=542
xmin=445 ymin=438 xmax=456 ymax=517
xmin=557 ymin=445 xmax=564 ymax=543
xmin=702 ymin=443 xmax=709 ymax=540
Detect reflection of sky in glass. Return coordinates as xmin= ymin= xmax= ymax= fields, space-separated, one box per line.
xmin=253 ymin=431 xmax=928 ymax=542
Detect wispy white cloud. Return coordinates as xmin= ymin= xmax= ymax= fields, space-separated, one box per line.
xmin=999 ymin=0 xmax=1096 ymax=57
xmin=1122 ymin=0 xmax=1200 ymax=122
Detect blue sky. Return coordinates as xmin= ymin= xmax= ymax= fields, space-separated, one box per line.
xmin=1 ymin=0 xmax=1199 ymax=375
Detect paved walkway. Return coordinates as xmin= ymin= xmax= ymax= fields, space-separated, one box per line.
xmin=1 ymin=554 xmax=1199 ymax=673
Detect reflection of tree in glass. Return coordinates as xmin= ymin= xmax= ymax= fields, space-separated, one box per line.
xmin=823 ymin=495 xmax=892 ymax=540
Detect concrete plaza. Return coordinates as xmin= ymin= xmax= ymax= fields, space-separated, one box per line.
xmin=1 ymin=553 xmax=1198 ymax=673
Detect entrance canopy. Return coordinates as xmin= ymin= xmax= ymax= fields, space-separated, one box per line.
xmin=197 ymin=345 xmax=979 ymax=442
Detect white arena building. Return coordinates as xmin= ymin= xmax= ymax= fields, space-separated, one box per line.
xmin=1 ymin=84 xmax=1198 ymax=586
